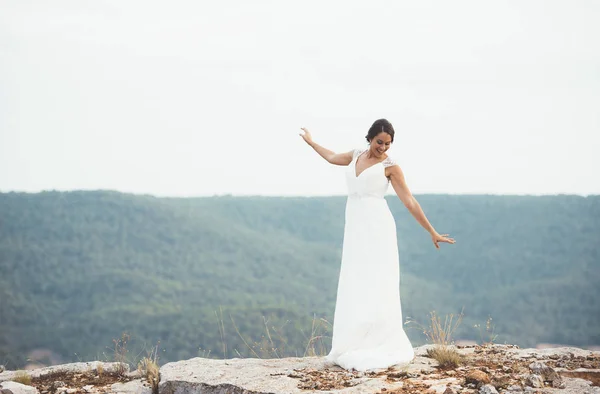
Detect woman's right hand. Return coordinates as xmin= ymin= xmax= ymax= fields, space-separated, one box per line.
xmin=431 ymin=232 xmax=456 ymax=249
xmin=299 ymin=127 xmax=313 ymax=146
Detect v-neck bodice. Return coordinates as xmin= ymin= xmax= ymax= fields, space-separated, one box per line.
xmin=354 ymin=151 xmax=387 ymax=178
xmin=346 ymin=149 xmax=397 ymax=199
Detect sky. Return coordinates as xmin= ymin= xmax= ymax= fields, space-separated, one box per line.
xmin=1 ymin=0 xmax=599 ymax=197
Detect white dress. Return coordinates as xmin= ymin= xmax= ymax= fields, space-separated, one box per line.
xmin=325 ymin=148 xmax=415 ymax=371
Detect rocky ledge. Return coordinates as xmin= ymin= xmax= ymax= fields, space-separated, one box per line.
xmin=1 ymin=345 xmax=599 ymax=394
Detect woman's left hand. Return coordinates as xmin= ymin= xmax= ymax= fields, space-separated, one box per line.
xmin=431 ymin=232 xmax=456 ymax=249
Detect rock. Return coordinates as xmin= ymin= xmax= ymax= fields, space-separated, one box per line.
xmin=466 ymin=370 xmax=490 ymax=387
xmin=0 ymin=362 xmax=128 ymax=384
xmin=110 ymin=380 xmax=151 ymax=394
xmin=491 ymin=375 xmax=512 ymax=391
xmin=551 ymin=378 xmax=566 ymax=389
xmin=507 ymin=346 xmax=593 ymax=361
xmin=528 ymin=361 xmax=563 ymax=387
xmin=478 ymin=384 xmax=499 ymax=394
xmin=0 ymin=382 xmax=38 ymax=394
xmin=125 ymin=370 xmax=142 ymax=379
xmin=528 ymin=361 xmax=552 ymax=375
xmin=429 ymin=383 xmax=456 ymax=394
xmin=557 ymin=376 xmax=600 ymax=393
xmin=65 ymin=389 xmax=76 ymax=394
xmin=159 ymin=355 xmax=433 ymax=394
xmin=50 ymin=382 xmax=66 ymax=391
xmin=414 ymin=344 xmax=438 ymax=357
xmin=525 ymin=374 xmax=544 ymax=388
xmin=504 ymin=384 xmax=523 ymax=393
xmin=0 ymin=345 xmax=597 ymax=394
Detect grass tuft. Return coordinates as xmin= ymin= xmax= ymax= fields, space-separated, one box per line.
xmin=227 ymin=313 xmax=331 ymax=359
xmin=137 ymin=343 xmax=160 ymax=394
xmin=13 ymin=370 xmax=32 ymax=386
xmin=426 ymin=346 xmax=463 ymax=369
xmin=407 ymin=309 xmax=465 ymax=369
xmin=112 ymin=332 xmax=130 ymax=375
xmin=474 ymin=316 xmax=498 ymax=345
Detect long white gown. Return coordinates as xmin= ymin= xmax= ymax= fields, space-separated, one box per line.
xmin=325 ymin=148 xmax=415 ymax=371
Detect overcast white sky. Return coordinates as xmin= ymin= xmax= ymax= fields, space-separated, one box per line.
xmin=1 ymin=0 xmax=599 ymax=197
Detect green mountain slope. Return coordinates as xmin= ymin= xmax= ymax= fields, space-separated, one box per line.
xmin=0 ymin=191 xmax=598 ymax=368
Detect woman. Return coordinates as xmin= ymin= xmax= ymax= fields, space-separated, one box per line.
xmin=299 ymin=118 xmax=455 ymax=371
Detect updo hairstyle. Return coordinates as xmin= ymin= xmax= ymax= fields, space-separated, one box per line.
xmin=365 ymin=118 xmax=395 ymax=143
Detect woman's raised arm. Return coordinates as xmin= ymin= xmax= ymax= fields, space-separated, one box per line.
xmin=299 ymin=127 xmax=353 ymax=166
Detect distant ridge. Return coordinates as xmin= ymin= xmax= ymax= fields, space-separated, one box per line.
xmin=1 ymin=191 xmax=598 ymax=368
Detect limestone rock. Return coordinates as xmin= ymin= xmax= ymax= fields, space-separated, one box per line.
xmin=0 ymin=363 xmax=128 ymax=384
xmin=49 ymin=381 xmax=66 ymax=391
xmin=427 ymin=381 xmax=461 ymax=394
xmin=159 ymin=354 xmax=433 ymax=394
xmin=479 ymin=384 xmax=499 ymax=394
xmin=528 ymin=361 xmax=563 ymax=387
xmin=0 ymin=382 xmax=39 ymax=394
xmin=525 ymin=373 xmax=544 ymax=388
xmin=2 ymin=344 xmax=599 ymax=394
xmin=504 ymin=384 xmax=524 ymax=393
xmin=506 ymin=346 xmax=593 ymax=361
xmin=110 ymin=380 xmax=151 ymax=394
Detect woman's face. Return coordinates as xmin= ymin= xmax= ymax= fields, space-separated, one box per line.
xmin=369 ymin=132 xmax=392 ymax=158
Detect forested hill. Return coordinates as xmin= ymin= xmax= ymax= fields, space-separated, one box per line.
xmin=1 ymin=191 xmax=599 ymax=368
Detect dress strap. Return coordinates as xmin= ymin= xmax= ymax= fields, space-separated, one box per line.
xmin=382 ymin=156 xmax=398 ymax=168
xmin=352 ymin=148 xmax=365 ymax=160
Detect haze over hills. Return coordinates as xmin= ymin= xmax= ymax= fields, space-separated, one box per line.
xmin=1 ymin=191 xmax=599 ymax=368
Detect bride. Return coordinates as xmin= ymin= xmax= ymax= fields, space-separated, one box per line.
xmin=299 ymin=119 xmax=455 ymax=371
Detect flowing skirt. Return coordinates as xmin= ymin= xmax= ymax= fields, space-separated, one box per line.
xmin=326 ymin=196 xmax=415 ymax=371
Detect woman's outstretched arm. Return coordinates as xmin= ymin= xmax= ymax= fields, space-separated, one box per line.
xmin=299 ymin=127 xmax=353 ymax=166
xmin=387 ymin=165 xmax=456 ymax=249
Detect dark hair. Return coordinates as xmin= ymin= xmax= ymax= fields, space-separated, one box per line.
xmin=365 ymin=118 xmax=395 ymax=143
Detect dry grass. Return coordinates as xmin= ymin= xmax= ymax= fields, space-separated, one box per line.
xmin=197 ymin=348 xmax=212 ymax=358
xmin=407 ymin=309 xmax=465 ymax=369
xmin=301 ymin=316 xmax=331 ymax=357
xmin=406 ymin=309 xmax=464 ymax=347
xmin=137 ymin=343 xmax=161 ymax=394
xmin=215 ymin=307 xmax=227 ymax=358
xmin=13 ymin=370 xmax=32 ymax=386
xmin=228 ymin=313 xmax=332 ymax=359
xmin=474 ymin=316 xmax=498 ymax=345
xmin=31 ymin=369 xmax=135 ymax=393
xmin=423 ymin=310 xmax=464 ymax=347
xmin=112 ymin=332 xmax=130 ymax=375
xmin=97 ymin=363 xmax=104 ymax=376
xmin=426 ymin=347 xmax=463 ymax=369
